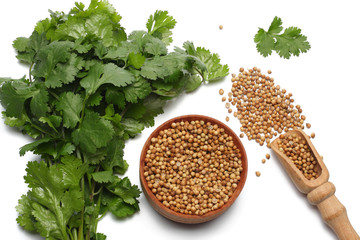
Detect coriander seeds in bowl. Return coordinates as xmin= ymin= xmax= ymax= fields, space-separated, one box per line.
xmin=139 ymin=115 xmax=248 ymax=224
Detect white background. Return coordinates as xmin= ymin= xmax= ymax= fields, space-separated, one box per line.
xmin=1 ymin=0 xmax=360 ymax=239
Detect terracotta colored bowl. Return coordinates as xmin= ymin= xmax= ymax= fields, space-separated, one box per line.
xmin=139 ymin=115 xmax=248 ymax=224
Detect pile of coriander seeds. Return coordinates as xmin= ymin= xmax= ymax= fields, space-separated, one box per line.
xmin=143 ymin=120 xmax=243 ymax=216
xmin=220 ymin=67 xmax=313 ymax=148
xmin=277 ymin=133 xmax=319 ymax=180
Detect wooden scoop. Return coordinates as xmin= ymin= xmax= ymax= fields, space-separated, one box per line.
xmin=271 ymin=129 xmax=359 ymax=240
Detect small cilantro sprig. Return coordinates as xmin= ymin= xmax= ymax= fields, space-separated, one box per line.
xmin=254 ymin=16 xmax=311 ymax=59
xmin=0 ymin=1 xmax=229 ymax=239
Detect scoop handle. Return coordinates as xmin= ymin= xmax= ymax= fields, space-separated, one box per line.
xmin=307 ymin=182 xmax=359 ymax=240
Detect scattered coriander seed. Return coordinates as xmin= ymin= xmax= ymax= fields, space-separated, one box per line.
xmin=240 ymin=133 xmax=244 ymax=138
xmin=262 ymin=159 xmax=266 ymax=164
xmin=226 ymin=116 xmax=230 ymax=122
xmin=219 ymin=25 xmax=223 ymax=30
xmin=310 ymin=132 xmax=315 ymax=138
xmin=306 ymin=123 xmax=311 ymax=129
xmin=277 ymin=133 xmax=319 ymax=180
xmin=255 ymin=171 xmax=261 ymax=177
xmin=265 ymin=153 xmax=270 ymax=159
xmin=222 ymin=97 xmax=226 ymax=102
xmin=220 ymin=66 xmax=307 ymax=147
xmin=144 ymin=120 xmax=243 ymax=215
xmin=219 ymin=88 xmax=224 ymax=95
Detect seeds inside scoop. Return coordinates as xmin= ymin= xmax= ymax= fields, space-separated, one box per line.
xmin=143 ymin=120 xmax=243 ymax=216
xmin=277 ymin=133 xmax=319 ymax=180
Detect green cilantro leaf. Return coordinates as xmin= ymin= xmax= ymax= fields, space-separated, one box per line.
xmin=32 ymin=41 xmax=75 ymax=88
xmin=107 ymin=196 xmax=138 ymax=218
xmin=146 ymin=10 xmax=176 ymax=45
xmin=87 ymin=91 xmax=103 ymax=107
xmin=184 ymin=75 xmax=202 ymax=93
xmin=81 ymin=62 xmax=135 ymax=95
xmin=0 ymin=80 xmax=36 ymax=118
xmin=96 ymin=233 xmax=107 ymax=240
xmin=254 ymin=16 xmax=311 ymax=59
xmin=140 ymin=53 xmax=187 ymax=81
xmin=254 ymin=28 xmax=275 ymax=57
xmin=274 ymin=27 xmax=311 ymax=58
xmin=144 ymin=37 xmax=168 ymax=56
xmin=18 ymin=160 xmax=84 ymax=239
xmin=180 ymin=41 xmax=229 ymax=83
xmin=19 ymin=137 xmax=51 ymax=156
xmin=101 ymin=190 xmax=138 ymax=219
xmin=92 ymin=171 xmax=115 ymax=183
xmin=139 ymin=94 xmax=165 ymax=127
xmin=102 ymin=136 xmax=128 ymax=175
xmin=56 ymin=92 xmax=83 ymax=128
xmin=58 ymin=156 xmax=87 ymax=188
xmin=105 ymin=87 xmax=126 ymax=109
xmin=13 ymin=37 xmax=30 ymax=52
xmin=268 ymin=16 xmax=283 ymax=34
xmin=127 ymin=52 xmax=146 ymax=69
xmin=151 ymin=78 xmax=183 ymax=97
xmin=123 ymin=76 xmax=152 ymax=103
xmin=13 ymin=32 xmax=49 ymax=64
xmin=120 ymin=118 xmax=144 ymax=138
xmin=72 ymin=110 xmax=114 ymax=154
xmin=108 ymin=177 xmax=141 ymax=205
xmin=39 ymin=117 xmax=58 ymax=133
xmin=16 ymin=195 xmax=36 ymax=232
xmin=30 ymin=83 xmax=49 ymax=118
xmin=2 ymin=112 xmax=26 ymax=128
xmin=195 ymin=46 xmax=229 ymax=82
xmin=124 ymin=103 xmax=146 ymax=120
xmin=83 ymin=148 xmax=107 ymax=164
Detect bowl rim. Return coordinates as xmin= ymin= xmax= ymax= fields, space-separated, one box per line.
xmin=139 ymin=114 xmax=248 ymax=224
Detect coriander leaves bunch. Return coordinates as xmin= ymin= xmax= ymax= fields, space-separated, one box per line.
xmin=0 ymin=1 xmax=229 ymax=239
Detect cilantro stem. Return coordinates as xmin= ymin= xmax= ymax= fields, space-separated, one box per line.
xmin=77 ymin=149 xmax=85 ymax=240
xmin=30 ymin=121 xmax=57 ymax=138
xmin=67 ymin=228 xmax=74 ymax=240
xmin=72 ymin=229 xmax=78 ymax=240
xmin=78 ymin=176 xmax=85 ymax=240
xmin=93 ymin=186 xmax=103 ymax=196
xmin=48 ymin=89 xmax=60 ymax=101
xmin=79 ymin=95 xmax=89 ymax=125
xmin=28 ymin=62 xmax=34 ymax=82
xmin=120 ymin=104 xmax=130 ymax=117
xmin=97 ymin=209 xmax=108 ymax=222
xmin=194 ymin=66 xmax=205 ymax=82
xmin=93 ymin=191 xmax=102 ymax=233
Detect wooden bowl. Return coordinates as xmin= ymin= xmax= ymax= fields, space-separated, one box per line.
xmin=139 ymin=115 xmax=248 ymax=224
